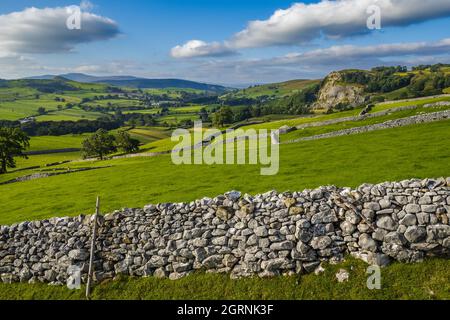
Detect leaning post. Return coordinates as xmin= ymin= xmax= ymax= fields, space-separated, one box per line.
xmin=86 ymin=196 xmax=100 ymax=300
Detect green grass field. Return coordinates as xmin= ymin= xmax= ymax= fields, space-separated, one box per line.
xmin=1 ymin=119 xmax=449 ymax=225
xmin=128 ymin=127 xmax=171 ymax=144
xmin=158 ymin=113 xmax=200 ymax=125
xmin=230 ymin=94 xmax=450 ymax=134
xmin=35 ymin=107 xmax=105 ymax=122
xmin=83 ymin=98 xmax=144 ymax=109
xmin=281 ymin=104 xmax=450 ymax=142
xmin=0 ymin=87 xmax=39 ymax=101
xmin=144 ymin=87 xmax=207 ymax=99
xmin=238 ymin=108 xmax=363 ymax=131
xmin=371 ymin=95 xmax=450 ymax=113
xmin=222 ymin=79 xmax=321 ymax=99
xmin=0 ymin=257 xmax=448 ymax=300
xmin=122 ymin=108 xmax=161 ymax=115
xmin=14 ymin=151 xmax=81 ymax=169
xmin=26 ymin=135 xmax=87 ymax=151
xmin=169 ymin=105 xmax=207 ymax=113
xmin=139 ymin=129 xmax=202 ymax=153
xmin=0 ymin=98 xmax=67 ymax=120
xmin=207 ymin=104 xmax=449 ymax=145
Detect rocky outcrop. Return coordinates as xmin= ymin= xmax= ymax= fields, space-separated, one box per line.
xmin=313 ymin=72 xmax=367 ymax=111
xmin=1 ymin=178 xmax=449 ymax=285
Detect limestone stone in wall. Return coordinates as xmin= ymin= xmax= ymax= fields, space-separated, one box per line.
xmin=0 ymin=178 xmax=449 ymax=285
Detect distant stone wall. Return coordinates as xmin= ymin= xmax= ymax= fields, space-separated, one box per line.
xmin=1 ymin=178 xmax=449 ymax=285
xmin=285 ymin=110 xmax=450 ymax=143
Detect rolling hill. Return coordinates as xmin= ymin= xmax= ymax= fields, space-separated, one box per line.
xmin=219 ymin=64 xmax=450 ymax=115
xmin=25 ymin=73 xmax=232 ymax=94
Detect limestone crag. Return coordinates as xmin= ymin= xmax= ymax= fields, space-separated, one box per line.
xmin=313 ymin=71 xmax=367 ymax=111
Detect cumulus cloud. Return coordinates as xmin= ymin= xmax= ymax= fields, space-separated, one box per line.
xmin=172 ymin=0 xmax=450 ymax=57
xmin=232 ymin=0 xmax=450 ymax=48
xmin=0 ymin=5 xmax=119 ymax=54
xmin=273 ymin=38 xmax=450 ymax=66
xmin=170 ymin=40 xmax=236 ymax=58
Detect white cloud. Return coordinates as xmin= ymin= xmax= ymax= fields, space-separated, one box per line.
xmin=80 ymin=1 xmax=95 ymax=11
xmin=170 ymin=40 xmax=236 ymax=58
xmin=273 ymin=38 xmax=450 ymax=66
xmin=170 ymin=38 xmax=450 ymax=84
xmin=172 ymin=0 xmax=450 ymax=57
xmin=0 ymin=5 xmax=119 ymax=54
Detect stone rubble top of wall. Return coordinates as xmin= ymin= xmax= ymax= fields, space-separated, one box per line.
xmin=0 ymin=177 xmax=449 ymax=285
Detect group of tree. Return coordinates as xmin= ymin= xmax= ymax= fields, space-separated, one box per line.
xmin=81 ymin=129 xmax=140 ymax=160
xmin=19 ymin=118 xmax=122 ymax=136
xmin=114 ymin=111 xmax=158 ymax=126
xmin=412 ymin=63 xmax=450 ymax=72
xmin=339 ymin=65 xmax=450 ymax=97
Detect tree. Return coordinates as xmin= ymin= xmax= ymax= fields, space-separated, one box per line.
xmin=212 ymin=106 xmax=234 ymax=127
xmin=199 ymin=107 xmax=209 ymax=122
xmin=0 ymin=127 xmax=30 ymax=174
xmin=116 ymin=130 xmax=140 ymax=154
xmin=37 ymin=107 xmax=46 ymax=115
xmin=81 ymin=129 xmax=117 ymax=160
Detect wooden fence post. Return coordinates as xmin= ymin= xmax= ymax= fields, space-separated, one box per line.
xmin=86 ymin=196 xmax=100 ymax=300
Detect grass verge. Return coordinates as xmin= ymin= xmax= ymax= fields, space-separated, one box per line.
xmin=0 ymin=258 xmax=448 ymax=300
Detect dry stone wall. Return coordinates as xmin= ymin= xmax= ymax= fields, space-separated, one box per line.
xmin=1 ymin=178 xmax=450 ymax=285
xmin=285 ymin=110 xmax=450 ymax=143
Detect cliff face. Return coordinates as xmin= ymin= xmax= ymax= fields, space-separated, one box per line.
xmin=313 ymin=72 xmax=367 ymax=111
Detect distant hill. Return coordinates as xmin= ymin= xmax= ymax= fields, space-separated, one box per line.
xmin=220 ymin=64 xmax=450 ymax=113
xmin=0 ymin=77 xmax=113 ymax=94
xmin=221 ymin=79 xmax=321 ymax=100
xmin=25 ymin=73 xmax=231 ymax=94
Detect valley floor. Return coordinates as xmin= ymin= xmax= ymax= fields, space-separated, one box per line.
xmin=1 ymin=95 xmax=449 ymax=300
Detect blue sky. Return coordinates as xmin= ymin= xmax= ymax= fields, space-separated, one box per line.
xmin=1 ymin=0 xmax=450 ymax=85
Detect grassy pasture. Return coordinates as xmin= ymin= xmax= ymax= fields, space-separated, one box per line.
xmin=84 ymin=99 xmax=144 ymax=109
xmin=122 ymin=108 xmax=161 ymax=115
xmin=223 ymin=79 xmax=321 ymax=99
xmin=128 ymin=127 xmax=171 ymax=144
xmin=0 ymin=87 xmax=38 ymax=101
xmin=0 ymin=119 xmax=448 ymax=225
xmin=0 ymin=151 xmax=82 ymax=185
xmin=239 ymin=108 xmax=363 ymax=131
xmin=0 ymin=257 xmax=448 ymax=300
xmin=169 ymin=105 xmax=206 ymax=113
xmin=0 ymin=98 xmax=67 ymax=120
xmin=371 ymin=95 xmax=450 ymax=113
xmin=14 ymin=151 xmax=81 ymax=169
xmin=34 ymin=107 xmax=105 ymax=122
xmin=144 ymin=87 xmax=206 ymax=99
xmin=26 ymin=135 xmax=87 ymax=152
xmin=158 ymin=113 xmax=200 ymax=124
xmin=281 ymin=104 xmax=450 ymax=142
